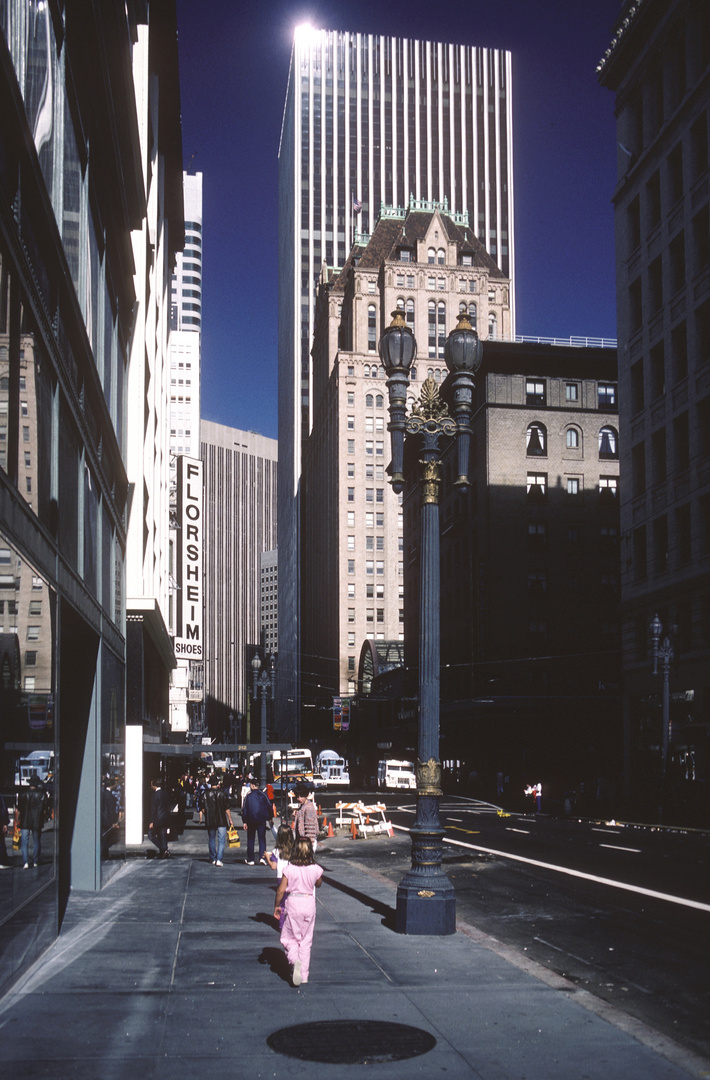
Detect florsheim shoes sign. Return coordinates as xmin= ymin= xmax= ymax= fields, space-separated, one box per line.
xmin=175 ymin=456 xmax=203 ymax=659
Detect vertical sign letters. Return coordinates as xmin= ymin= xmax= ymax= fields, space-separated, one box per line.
xmin=175 ymin=456 xmax=203 ymax=659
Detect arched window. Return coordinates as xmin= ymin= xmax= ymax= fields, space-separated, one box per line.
xmin=488 ymin=312 xmax=497 ymax=339
xmin=428 ymin=247 xmax=436 ymax=263
xmin=468 ymin=302 xmax=477 ymax=329
xmin=365 ymin=394 xmax=373 ymax=408
xmin=526 ymin=422 xmax=547 ymax=456
xmin=376 ymin=395 xmax=384 ymax=408
xmin=396 ymin=296 xmax=405 ymax=310
xmin=598 ymin=426 xmax=618 ymax=459
xmin=367 ymin=305 xmax=376 ymax=351
xmin=405 ymin=297 xmax=414 ymax=327
xmin=378 ymin=366 xmax=385 ymax=379
xmin=437 ymin=248 xmax=445 ymax=264
xmin=364 ymin=364 xmax=371 ymax=377
xmin=566 ymin=427 xmax=580 ymax=449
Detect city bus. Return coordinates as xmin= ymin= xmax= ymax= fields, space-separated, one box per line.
xmin=271 ymin=748 xmax=314 ymax=784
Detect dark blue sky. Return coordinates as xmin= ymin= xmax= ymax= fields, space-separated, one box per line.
xmin=176 ymin=0 xmax=622 ymax=441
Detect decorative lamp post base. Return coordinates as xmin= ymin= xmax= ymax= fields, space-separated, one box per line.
xmin=396 ymin=872 xmax=456 ymax=936
xmin=395 ymin=805 xmax=456 ymax=935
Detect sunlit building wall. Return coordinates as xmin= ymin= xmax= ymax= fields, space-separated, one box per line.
xmin=278 ymin=26 xmax=515 ymax=736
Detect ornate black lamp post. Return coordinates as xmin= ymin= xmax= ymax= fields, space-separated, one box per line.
xmin=649 ymin=614 xmax=674 ymax=779
xmin=251 ymin=652 xmax=275 ymax=787
xmin=379 ymin=309 xmax=482 ymax=935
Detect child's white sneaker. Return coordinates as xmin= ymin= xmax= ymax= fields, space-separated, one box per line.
xmin=292 ymin=960 xmax=302 ymax=986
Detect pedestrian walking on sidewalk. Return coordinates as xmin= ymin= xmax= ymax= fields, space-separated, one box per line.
xmin=292 ymin=784 xmax=318 ymax=852
xmin=274 ymin=837 xmax=323 ymax=986
xmin=242 ymin=779 xmax=273 ymax=865
xmin=201 ymin=774 xmax=233 ymax=865
xmin=148 ymin=778 xmax=170 ymax=859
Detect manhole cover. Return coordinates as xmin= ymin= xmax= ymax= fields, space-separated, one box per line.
xmin=267 ymin=1019 xmax=436 ymax=1064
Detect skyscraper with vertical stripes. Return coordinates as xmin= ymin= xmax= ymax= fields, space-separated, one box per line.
xmin=278 ymin=27 xmax=515 ymax=737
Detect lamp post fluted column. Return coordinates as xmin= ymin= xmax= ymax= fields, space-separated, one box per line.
xmin=379 ymin=310 xmax=482 ymax=935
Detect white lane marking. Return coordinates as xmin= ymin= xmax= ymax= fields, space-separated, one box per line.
xmin=448 ymin=817 xmax=463 ymax=822
xmin=592 ymin=827 xmax=621 ymax=834
xmin=390 ymin=825 xmax=710 ymax=912
xmin=506 ymin=828 xmax=530 ymax=835
xmin=599 ymin=844 xmax=642 ymax=853
xmin=534 ymin=937 xmax=592 ymax=966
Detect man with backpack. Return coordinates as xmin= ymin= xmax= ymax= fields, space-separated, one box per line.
xmin=241 ymin=779 xmax=273 ymax=865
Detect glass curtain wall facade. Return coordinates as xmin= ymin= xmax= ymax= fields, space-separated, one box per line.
xmin=0 ymin=0 xmax=145 ymax=995
xmin=278 ymin=27 xmax=515 ymax=735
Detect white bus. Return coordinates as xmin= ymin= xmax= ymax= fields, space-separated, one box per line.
xmin=315 ymin=750 xmax=349 ymax=788
xmin=377 ymin=759 xmax=416 ymax=791
xmin=270 ymin=748 xmax=314 ymax=784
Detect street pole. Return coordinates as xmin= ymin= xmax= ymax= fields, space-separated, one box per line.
xmin=380 ymin=310 xmax=482 ymax=936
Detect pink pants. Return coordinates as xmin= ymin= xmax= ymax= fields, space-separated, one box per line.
xmin=280 ymin=894 xmax=317 ymax=982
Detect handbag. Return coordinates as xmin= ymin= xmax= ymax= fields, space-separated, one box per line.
xmin=12 ymin=815 xmax=20 ymax=851
xmin=227 ymin=826 xmax=240 ymax=848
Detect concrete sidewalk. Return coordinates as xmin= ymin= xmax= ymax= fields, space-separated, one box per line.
xmin=1 ymin=822 xmax=706 ymax=1080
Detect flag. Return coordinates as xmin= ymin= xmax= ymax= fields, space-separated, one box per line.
xmin=353 ymin=195 xmax=362 ymax=214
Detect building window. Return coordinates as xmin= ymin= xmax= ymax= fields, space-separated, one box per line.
xmin=565 ymin=383 xmax=579 ymax=402
xmin=348 ymin=608 xmax=355 ymax=622
xmin=525 ymin=520 xmax=548 ymax=544
xmin=527 ymin=473 xmax=547 ymax=501
xmin=348 ymin=656 xmax=356 ymax=671
xmin=348 ymin=535 xmax=355 ymax=550
xmin=528 ymin=571 xmax=546 ymax=594
xmin=376 ymin=560 xmax=384 ymax=575
xmin=598 ymin=383 xmax=617 ymax=409
xmin=25 ymin=651 xmax=37 ymax=666
xmin=598 ymin=426 xmax=618 ymax=459
xmin=565 ymin=427 xmax=580 ymax=449
xmin=368 ymin=305 xmax=377 ymax=351
xmin=347 ymin=583 xmax=356 ymax=598
xmin=348 ymin=487 xmax=354 ymax=502
xmin=599 ymin=476 xmax=618 ymax=499
xmin=27 ymin=626 xmax=40 ymax=641
xmin=526 ymin=423 xmax=546 ymax=456
xmin=526 ymin=380 xmax=545 ymax=406
xmin=428 ymin=247 xmax=436 ymax=263
xmin=488 ymin=313 xmax=497 ymax=338
xmin=347 ymin=559 xmax=355 ymax=574
xmin=366 ymin=560 xmax=374 ymax=576
xmin=567 ymin=477 xmax=581 ymax=496
xmin=366 ymin=487 xmax=374 ymax=502
xmin=366 ymin=608 xmax=374 ymax=622
xmin=348 ymin=512 xmax=355 ymax=527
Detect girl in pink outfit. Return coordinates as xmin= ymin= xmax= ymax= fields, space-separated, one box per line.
xmin=273 ymin=837 xmax=323 ymax=986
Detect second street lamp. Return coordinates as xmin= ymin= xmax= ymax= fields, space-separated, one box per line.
xmin=379 ymin=309 xmax=482 ymax=935
xmin=252 ymin=652 xmax=275 ymax=787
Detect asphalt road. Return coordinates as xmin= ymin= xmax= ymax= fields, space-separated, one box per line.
xmin=314 ymin=789 xmax=710 ymax=1062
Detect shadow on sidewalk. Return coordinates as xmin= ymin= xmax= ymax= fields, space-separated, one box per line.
xmin=322 ymin=875 xmax=396 ymax=930
xmin=258 ymin=946 xmax=292 ymax=983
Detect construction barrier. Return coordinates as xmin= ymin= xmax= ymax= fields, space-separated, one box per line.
xmin=335 ymin=801 xmax=394 ymax=839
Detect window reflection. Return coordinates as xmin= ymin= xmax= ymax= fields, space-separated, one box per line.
xmin=0 ymin=529 xmax=56 ymax=910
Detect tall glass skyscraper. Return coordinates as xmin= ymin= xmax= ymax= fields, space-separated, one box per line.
xmin=278 ymin=27 xmax=515 ymax=735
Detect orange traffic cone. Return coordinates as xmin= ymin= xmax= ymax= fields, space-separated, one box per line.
xmin=327 ymin=819 xmax=334 ymax=838
xmin=351 ymin=818 xmax=357 ymax=839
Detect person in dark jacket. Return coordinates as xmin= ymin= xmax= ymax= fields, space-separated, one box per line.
xmin=0 ymin=792 xmax=11 ymax=867
xmin=148 ymin=778 xmax=170 ymax=859
xmin=200 ymin=774 xmax=233 ymax=866
xmin=18 ymin=775 xmax=46 ymax=868
xmin=241 ymin=780 xmax=273 ymax=865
